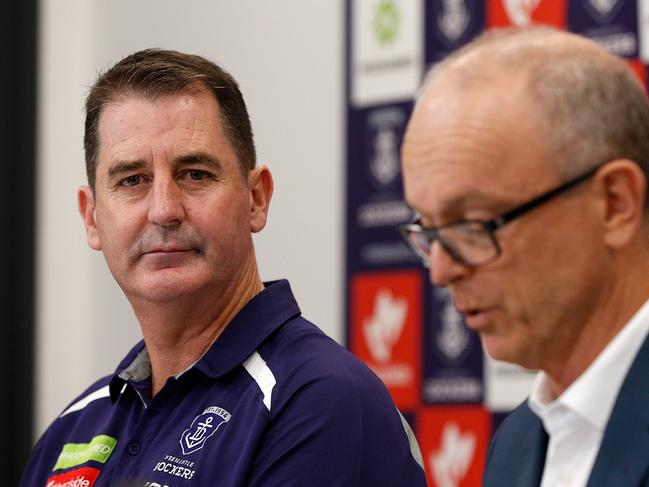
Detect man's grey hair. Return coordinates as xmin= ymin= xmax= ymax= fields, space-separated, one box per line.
xmin=421 ymin=26 xmax=649 ymax=192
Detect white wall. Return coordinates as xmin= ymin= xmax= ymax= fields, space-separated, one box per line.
xmin=36 ymin=0 xmax=344 ymax=436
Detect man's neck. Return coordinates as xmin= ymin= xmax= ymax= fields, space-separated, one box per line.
xmin=544 ymin=255 xmax=649 ymax=396
xmin=131 ymin=255 xmax=264 ymax=396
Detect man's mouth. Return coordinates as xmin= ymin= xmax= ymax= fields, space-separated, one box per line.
xmin=141 ymin=243 xmax=200 ymax=256
xmin=139 ymin=246 xmax=200 ymax=266
xmin=460 ymin=307 xmax=496 ymax=330
xmin=146 ymin=247 xmax=192 ymax=254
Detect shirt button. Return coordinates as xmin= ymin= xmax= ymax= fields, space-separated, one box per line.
xmin=128 ymin=442 xmax=141 ymax=455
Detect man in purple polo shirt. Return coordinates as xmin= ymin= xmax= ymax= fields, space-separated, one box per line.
xmin=22 ymin=49 xmax=426 ymax=487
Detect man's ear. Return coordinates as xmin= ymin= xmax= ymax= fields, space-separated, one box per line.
xmin=247 ymin=165 xmax=274 ymax=233
xmin=594 ymin=159 xmax=647 ymax=249
xmin=78 ymin=186 xmax=102 ymax=250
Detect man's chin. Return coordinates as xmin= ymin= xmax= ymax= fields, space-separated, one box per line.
xmin=481 ymin=334 xmax=526 ymax=368
xmin=480 ymin=334 xmax=537 ymax=370
xmin=123 ymin=271 xmax=210 ymax=304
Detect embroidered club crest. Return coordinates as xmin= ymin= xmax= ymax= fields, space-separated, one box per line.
xmin=180 ymin=406 xmax=231 ymax=455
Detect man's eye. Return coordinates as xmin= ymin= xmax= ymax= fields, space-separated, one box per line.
xmin=186 ymin=170 xmax=209 ymax=181
xmin=122 ymin=175 xmax=141 ymax=187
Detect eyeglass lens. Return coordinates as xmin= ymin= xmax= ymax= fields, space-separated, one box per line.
xmin=406 ymin=222 xmax=498 ymax=267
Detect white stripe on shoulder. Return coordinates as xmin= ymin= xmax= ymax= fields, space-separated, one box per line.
xmin=398 ymin=410 xmax=425 ymax=470
xmin=59 ymin=384 xmax=112 ymax=418
xmin=243 ymin=351 xmax=276 ymax=412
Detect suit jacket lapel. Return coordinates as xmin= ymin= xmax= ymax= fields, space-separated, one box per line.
xmin=484 ymin=404 xmax=548 ymax=487
xmin=587 ymin=333 xmax=649 ymax=487
xmin=515 ymin=414 xmax=548 ymax=487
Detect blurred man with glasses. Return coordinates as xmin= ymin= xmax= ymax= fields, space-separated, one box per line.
xmin=400 ymin=26 xmax=649 ymax=487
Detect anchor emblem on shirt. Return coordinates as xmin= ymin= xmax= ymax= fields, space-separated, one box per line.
xmin=180 ymin=406 xmax=231 ymax=455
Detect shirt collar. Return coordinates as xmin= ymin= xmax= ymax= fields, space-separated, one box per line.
xmin=529 ymin=298 xmax=649 ymax=429
xmin=109 ymin=279 xmax=300 ymax=399
xmin=191 ymin=279 xmax=301 ymax=377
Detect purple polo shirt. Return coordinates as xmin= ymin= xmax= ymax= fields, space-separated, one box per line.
xmin=21 ymin=280 xmax=426 ymax=486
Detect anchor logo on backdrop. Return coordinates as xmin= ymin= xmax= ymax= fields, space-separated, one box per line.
xmin=367 ymin=107 xmax=406 ymax=191
xmin=503 ymin=0 xmax=540 ymax=26
xmin=584 ymin=0 xmax=624 ymax=24
xmin=434 ymin=287 xmax=472 ymax=364
xmin=371 ymin=128 xmax=400 ymax=186
xmin=364 ymin=288 xmax=408 ymax=363
xmin=180 ymin=406 xmax=231 ymax=455
xmin=430 ymin=422 xmax=477 ymax=487
xmin=437 ymin=0 xmax=470 ymax=44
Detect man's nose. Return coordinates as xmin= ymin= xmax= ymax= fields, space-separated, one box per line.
xmin=148 ymin=175 xmax=185 ymax=226
xmin=429 ymin=241 xmax=470 ymax=287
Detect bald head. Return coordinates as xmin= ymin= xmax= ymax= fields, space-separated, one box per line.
xmin=424 ymin=27 xmax=602 ymax=92
xmin=400 ymin=27 xmax=649 ymax=372
xmin=414 ymin=26 xmax=649 ymax=181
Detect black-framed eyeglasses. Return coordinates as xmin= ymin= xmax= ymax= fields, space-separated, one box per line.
xmin=399 ymin=163 xmax=605 ymax=269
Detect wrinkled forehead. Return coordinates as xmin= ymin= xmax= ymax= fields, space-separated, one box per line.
xmin=401 ymin=77 xmax=559 ymax=222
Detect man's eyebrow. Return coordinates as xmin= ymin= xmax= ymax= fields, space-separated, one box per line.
xmin=176 ymin=152 xmax=224 ymax=172
xmin=106 ymin=153 xmax=224 ymax=180
xmin=107 ymin=160 xmax=147 ymax=180
xmin=416 ymin=191 xmax=506 ymax=225
xmin=445 ymin=191 xmax=498 ymax=209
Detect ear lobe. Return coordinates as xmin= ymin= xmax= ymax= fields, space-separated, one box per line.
xmin=78 ymin=185 xmax=102 ymax=250
xmin=248 ymin=165 xmax=274 ymax=233
xmin=597 ymin=160 xmax=647 ymax=249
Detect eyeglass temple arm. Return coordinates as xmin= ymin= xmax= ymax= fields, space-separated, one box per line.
xmin=488 ymin=165 xmax=602 ymax=231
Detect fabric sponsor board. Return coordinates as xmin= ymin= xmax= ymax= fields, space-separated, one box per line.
xmin=53 ymin=434 xmax=117 ymax=470
xmin=426 ymin=0 xmax=484 ymax=62
xmin=345 ymin=102 xmax=415 ymax=272
xmin=351 ymin=0 xmax=424 ymax=106
xmin=487 ymin=0 xmax=566 ymax=28
xmin=483 ymin=355 xmax=536 ymax=412
xmin=568 ymin=0 xmax=638 ymax=57
xmin=417 ymin=406 xmax=490 ymax=487
xmin=350 ymin=270 xmax=422 ymax=409
xmin=423 ymin=286 xmax=483 ymax=404
xmin=46 ymin=466 xmax=100 ymax=487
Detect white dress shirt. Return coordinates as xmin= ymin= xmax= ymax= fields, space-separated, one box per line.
xmin=528 ymin=298 xmax=649 ymax=487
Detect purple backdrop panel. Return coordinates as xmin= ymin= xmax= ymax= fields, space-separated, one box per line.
xmin=568 ymin=0 xmax=639 ymax=58
xmin=423 ymin=282 xmax=484 ymax=404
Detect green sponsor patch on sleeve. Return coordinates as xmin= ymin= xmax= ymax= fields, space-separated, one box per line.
xmin=53 ymin=434 xmax=118 ymax=471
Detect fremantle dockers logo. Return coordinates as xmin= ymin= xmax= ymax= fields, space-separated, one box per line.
xmin=180 ymin=406 xmax=231 ymax=455
xmin=367 ymin=108 xmax=405 ymax=191
xmin=434 ymin=287 xmax=471 ymax=364
xmin=585 ymin=0 xmax=624 ymax=23
xmin=437 ymin=0 xmax=470 ymax=43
